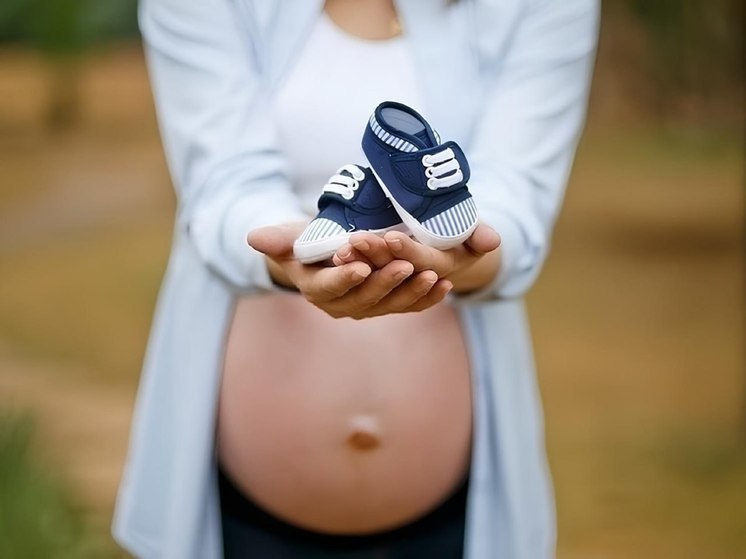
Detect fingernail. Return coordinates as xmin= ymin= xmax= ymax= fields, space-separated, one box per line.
xmin=353 ymin=268 xmax=371 ymax=280
xmin=395 ymin=269 xmax=412 ymax=280
xmin=388 ymin=239 xmax=403 ymax=251
xmin=339 ymin=247 xmax=352 ymax=259
xmin=352 ymin=240 xmax=370 ymax=251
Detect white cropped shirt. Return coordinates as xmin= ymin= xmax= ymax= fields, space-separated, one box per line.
xmin=273 ymin=11 xmax=423 ymax=212
xmin=113 ymin=1 xmax=600 ymax=558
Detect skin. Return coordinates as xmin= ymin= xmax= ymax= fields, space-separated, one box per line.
xmin=324 ymin=0 xmax=401 ymax=41
xmin=248 ymin=223 xmax=502 ymax=320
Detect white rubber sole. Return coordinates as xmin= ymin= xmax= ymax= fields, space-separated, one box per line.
xmin=369 ymin=168 xmax=477 ymax=250
xmin=293 ymin=222 xmax=409 ymax=264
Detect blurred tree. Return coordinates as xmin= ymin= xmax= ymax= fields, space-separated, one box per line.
xmin=0 ymin=0 xmax=138 ymax=129
xmin=629 ymin=0 xmax=743 ymax=119
xmin=0 ymin=0 xmax=741 ymax=125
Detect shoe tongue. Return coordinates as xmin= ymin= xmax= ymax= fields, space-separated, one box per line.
xmin=412 ymin=129 xmax=438 ymax=149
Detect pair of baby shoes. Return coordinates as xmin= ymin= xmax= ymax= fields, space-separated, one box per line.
xmin=293 ymin=101 xmax=478 ymax=264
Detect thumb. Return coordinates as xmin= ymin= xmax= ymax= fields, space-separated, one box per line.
xmin=247 ymin=223 xmax=304 ymax=258
xmin=465 ymin=224 xmax=501 ymax=256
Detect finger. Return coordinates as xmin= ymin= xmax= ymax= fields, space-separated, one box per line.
xmin=301 ymin=261 xmax=372 ymax=303
xmin=248 ymin=222 xmax=306 ymax=258
xmin=332 ymin=244 xmax=374 ymax=268
xmin=384 ymin=231 xmax=454 ymax=275
xmin=405 ymin=279 xmax=453 ymax=313
xmin=346 ymin=260 xmax=415 ymax=308
xmin=349 ymin=233 xmax=396 ymax=269
xmin=464 ymin=224 xmax=501 ymax=256
xmin=374 ymin=270 xmax=440 ymax=312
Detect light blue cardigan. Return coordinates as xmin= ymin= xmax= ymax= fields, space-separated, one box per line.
xmin=113 ymin=1 xmax=599 ymax=557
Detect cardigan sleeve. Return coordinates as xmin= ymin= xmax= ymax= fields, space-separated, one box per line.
xmin=140 ymin=0 xmax=307 ymax=293
xmin=463 ymin=0 xmax=600 ymax=301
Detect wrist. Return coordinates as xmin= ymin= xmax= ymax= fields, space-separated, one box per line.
xmin=265 ymin=256 xmax=298 ymax=291
xmin=448 ymin=248 xmax=501 ymax=294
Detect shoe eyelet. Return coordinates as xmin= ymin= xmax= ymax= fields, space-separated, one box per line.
xmin=422 ymin=155 xmax=433 ymax=166
xmin=427 ymin=178 xmax=437 ymax=190
xmin=425 ymin=167 xmax=436 ymax=178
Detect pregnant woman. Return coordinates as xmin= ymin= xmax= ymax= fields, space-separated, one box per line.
xmin=113 ymin=1 xmax=599 ymax=558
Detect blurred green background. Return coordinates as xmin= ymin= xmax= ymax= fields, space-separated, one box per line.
xmin=0 ymin=1 xmax=743 ymax=558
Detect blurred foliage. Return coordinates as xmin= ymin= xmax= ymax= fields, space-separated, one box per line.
xmin=0 ymin=0 xmax=137 ymax=127
xmin=0 ymin=0 xmax=740 ymax=125
xmin=0 ymin=0 xmax=138 ymax=53
xmin=0 ymin=0 xmax=740 ymax=70
xmin=628 ymin=0 xmax=743 ymax=110
xmin=0 ymin=412 xmax=103 ymax=558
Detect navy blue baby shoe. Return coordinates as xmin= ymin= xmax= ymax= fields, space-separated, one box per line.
xmin=362 ymin=101 xmax=478 ymax=249
xmin=294 ymin=164 xmax=407 ymax=264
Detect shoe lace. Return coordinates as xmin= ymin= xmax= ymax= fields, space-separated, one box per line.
xmin=422 ymin=148 xmax=463 ymax=190
xmin=322 ymin=165 xmax=366 ymax=200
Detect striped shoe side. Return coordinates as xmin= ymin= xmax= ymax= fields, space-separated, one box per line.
xmin=421 ymin=198 xmax=478 ymax=238
xmin=368 ymin=115 xmax=419 ymax=153
xmin=296 ymin=218 xmax=346 ymax=243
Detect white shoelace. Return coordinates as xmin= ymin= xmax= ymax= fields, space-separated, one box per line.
xmin=422 ymin=148 xmax=463 ymax=190
xmin=322 ymin=165 xmax=366 ymax=200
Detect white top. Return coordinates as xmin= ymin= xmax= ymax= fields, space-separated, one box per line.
xmin=273 ymin=12 xmax=424 ymax=214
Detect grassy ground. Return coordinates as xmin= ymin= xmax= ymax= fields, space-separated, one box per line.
xmin=0 ymin=46 xmax=743 ymax=557
xmin=0 ymin=412 xmax=114 ymax=559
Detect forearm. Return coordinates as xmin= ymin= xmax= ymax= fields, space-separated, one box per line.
xmin=141 ymin=0 xmax=307 ymax=291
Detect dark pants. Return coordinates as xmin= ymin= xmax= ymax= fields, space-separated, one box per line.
xmin=218 ymin=468 xmax=468 ymax=559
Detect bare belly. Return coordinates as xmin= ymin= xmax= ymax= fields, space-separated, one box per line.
xmin=217 ymin=294 xmax=472 ymax=535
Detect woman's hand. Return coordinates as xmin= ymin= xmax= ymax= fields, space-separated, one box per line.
xmin=332 ymin=224 xmax=502 ymax=294
xmin=248 ymin=224 xmax=453 ymax=319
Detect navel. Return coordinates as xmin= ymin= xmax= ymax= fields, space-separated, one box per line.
xmin=346 ymin=415 xmax=382 ymax=451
